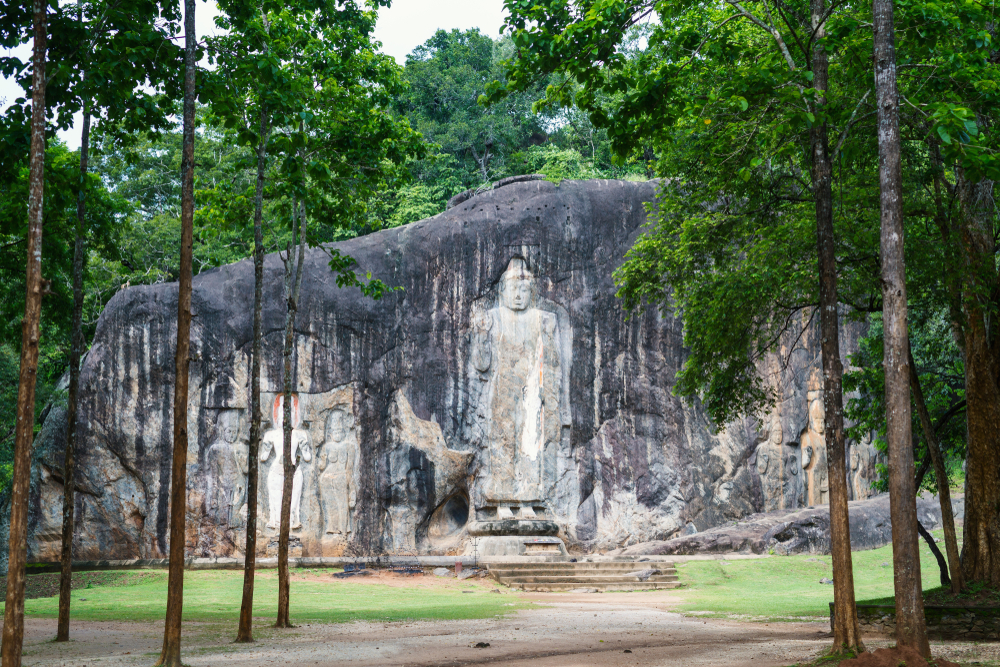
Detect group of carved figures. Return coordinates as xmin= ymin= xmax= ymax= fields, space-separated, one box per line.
xmin=754 ymin=391 xmax=879 ymax=512
xmin=202 ymin=398 xmax=357 ymax=537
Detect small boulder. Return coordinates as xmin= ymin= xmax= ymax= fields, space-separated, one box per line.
xmin=433 ymin=567 xmax=452 ymax=577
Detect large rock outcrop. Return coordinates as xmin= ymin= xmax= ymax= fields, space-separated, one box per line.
xmin=25 ymin=178 xmax=875 ymax=561
xmin=611 ymin=494 xmax=962 ymax=556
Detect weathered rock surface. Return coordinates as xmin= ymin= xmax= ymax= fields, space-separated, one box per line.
xmin=611 ymin=494 xmax=961 ymax=556
xmin=24 ymin=178 xmax=874 ymax=562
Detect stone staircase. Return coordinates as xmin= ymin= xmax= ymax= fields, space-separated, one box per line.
xmin=487 ymin=560 xmax=681 ymax=592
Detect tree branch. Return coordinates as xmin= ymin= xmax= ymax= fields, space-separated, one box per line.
xmin=726 ymin=0 xmax=798 ymax=70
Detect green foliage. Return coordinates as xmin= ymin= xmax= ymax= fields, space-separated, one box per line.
xmin=492 ymin=0 xmax=997 ymax=437
xmin=388 ymin=183 xmax=450 ymax=227
xmin=395 ymin=28 xmax=551 ymax=188
xmin=513 ymin=144 xmax=602 ymax=184
xmin=0 ymin=144 xmax=126 ymax=484
xmin=845 ymin=314 xmax=966 ymax=494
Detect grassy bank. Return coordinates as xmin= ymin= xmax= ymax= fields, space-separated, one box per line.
xmin=12 ymin=569 xmax=528 ymax=624
xmin=673 ymin=528 xmax=953 ymax=621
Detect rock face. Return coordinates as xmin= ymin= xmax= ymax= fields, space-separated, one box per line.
xmin=25 ymin=178 xmax=877 ymax=562
xmin=612 ymin=494 xmax=961 ymax=556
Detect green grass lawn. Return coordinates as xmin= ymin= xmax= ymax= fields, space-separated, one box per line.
xmin=16 ymin=569 xmax=528 ymax=624
xmin=673 ymin=528 xmax=954 ymax=621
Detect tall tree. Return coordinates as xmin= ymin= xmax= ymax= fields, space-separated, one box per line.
xmin=276 ymin=189 xmax=306 ymax=629
xmin=873 ymin=0 xmax=929 ymax=651
xmin=56 ymin=96 xmax=90 ymax=643
xmin=156 ymin=0 xmax=197 ymax=661
xmin=491 ymin=0 xmax=867 ymax=651
xmin=809 ymin=0 xmax=863 ymax=649
xmin=2 ymin=0 xmax=48 ymax=661
xmin=908 ymin=348 xmax=963 ymax=593
xmin=205 ymin=1 xmax=281 ymax=641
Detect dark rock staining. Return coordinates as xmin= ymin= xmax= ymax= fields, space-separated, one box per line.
xmin=26 ymin=179 xmax=879 ymax=560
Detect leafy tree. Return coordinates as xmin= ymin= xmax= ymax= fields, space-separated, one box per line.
xmin=396 ymin=29 xmax=550 ymax=188
xmin=490 ymin=0 xmax=878 ymax=650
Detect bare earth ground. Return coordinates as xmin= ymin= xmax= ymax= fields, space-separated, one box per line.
xmin=12 ymin=573 xmax=1000 ymax=667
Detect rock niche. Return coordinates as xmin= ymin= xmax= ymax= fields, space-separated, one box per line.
xmin=24 ymin=178 xmax=877 ymax=561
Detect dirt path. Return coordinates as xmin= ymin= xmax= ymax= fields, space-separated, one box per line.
xmin=18 ymin=590 xmax=833 ymax=667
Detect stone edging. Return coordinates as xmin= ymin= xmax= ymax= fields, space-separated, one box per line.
xmin=25 ymin=556 xmax=481 ymax=574
xmin=830 ymin=603 xmax=1000 ymax=640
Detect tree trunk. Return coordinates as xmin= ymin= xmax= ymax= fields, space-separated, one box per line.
xmin=56 ymin=104 xmax=90 ymax=643
xmin=907 ymin=345 xmax=963 ymax=593
xmin=276 ymin=193 xmax=306 ymax=628
xmin=155 ymin=0 xmax=196 ymax=661
xmin=2 ymin=0 xmax=47 ymax=662
xmin=810 ymin=0 xmax=862 ymax=652
xmin=873 ymin=0 xmax=929 ymax=652
xmin=917 ymin=521 xmax=950 ymax=587
xmin=237 ymin=108 xmax=270 ymax=644
xmin=955 ymin=172 xmax=1000 ymax=586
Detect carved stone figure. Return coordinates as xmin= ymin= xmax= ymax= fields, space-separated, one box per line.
xmin=230 ymin=430 xmax=250 ymax=528
xmin=204 ymin=410 xmax=247 ymax=525
xmin=800 ymin=394 xmax=829 ymax=506
xmin=755 ymin=413 xmax=786 ymax=511
xmin=261 ymin=395 xmax=311 ymax=530
xmin=468 ymin=258 xmax=571 ymax=506
xmin=755 ymin=412 xmax=804 ymax=511
xmin=784 ymin=444 xmax=802 ymax=507
xmin=850 ymin=431 xmax=876 ymax=500
xmin=318 ymin=407 xmax=357 ymax=535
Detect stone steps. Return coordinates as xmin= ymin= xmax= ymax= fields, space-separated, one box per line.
xmin=487 ymin=560 xmax=681 ymax=592
xmin=495 ymin=574 xmax=679 ymax=584
xmin=489 ymin=567 xmax=678 ymax=577
xmin=508 ymin=581 xmax=682 ymax=592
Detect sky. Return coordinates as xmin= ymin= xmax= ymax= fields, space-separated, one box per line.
xmin=0 ymin=0 xmax=507 ymax=149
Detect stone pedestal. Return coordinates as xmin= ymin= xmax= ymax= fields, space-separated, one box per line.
xmin=468 ymin=535 xmax=568 ymax=558
xmin=467 ymin=500 xmax=567 ymax=559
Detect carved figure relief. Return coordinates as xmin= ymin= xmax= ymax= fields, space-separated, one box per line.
xmin=755 ymin=413 xmax=785 ymax=511
xmin=318 ymin=407 xmax=357 ymax=535
xmin=755 ymin=412 xmax=803 ymax=511
xmin=204 ymin=410 xmax=248 ymax=526
xmin=800 ymin=392 xmax=829 ymax=506
xmin=850 ymin=431 xmax=877 ymax=500
xmin=261 ymin=395 xmax=312 ymax=530
xmin=468 ymin=258 xmax=571 ymax=506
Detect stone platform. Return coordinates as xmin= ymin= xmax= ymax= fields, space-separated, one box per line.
xmin=488 ymin=558 xmax=681 ymax=592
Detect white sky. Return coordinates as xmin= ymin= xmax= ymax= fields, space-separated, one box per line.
xmin=0 ymin=0 xmax=507 ymax=149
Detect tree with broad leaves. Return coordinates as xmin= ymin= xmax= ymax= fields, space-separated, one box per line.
xmin=487 ymin=0 xmax=867 ymax=652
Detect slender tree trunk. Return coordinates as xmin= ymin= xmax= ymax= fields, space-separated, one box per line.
xmin=954 ymin=171 xmax=1000 ymax=586
xmin=236 ymin=108 xmax=270 ymax=643
xmin=917 ymin=521 xmax=950 ymax=587
xmin=2 ymin=0 xmax=47 ymax=663
xmin=155 ymin=0 xmax=196 ymax=662
xmin=56 ymin=104 xmax=90 ymax=643
xmin=276 ymin=202 xmax=297 ymax=628
xmin=907 ymin=346 xmax=963 ymax=593
xmin=874 ymin=0 xmax=929 ymax=652
xmin=809 ymin=0 xmax=862 ymax=653
xmin=276 ymin=141 xmax=309 ymax=629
